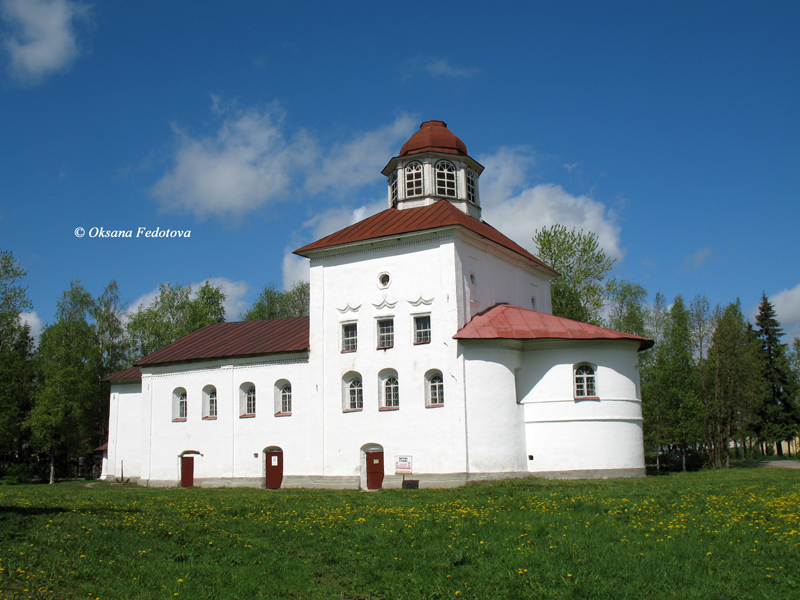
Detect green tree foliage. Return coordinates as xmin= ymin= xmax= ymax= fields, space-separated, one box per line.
xmin=91 ymin=281 xmax=130 ymax=443
xmin=789 ymin=337 xmax=800 ymax=379
xmin=606 ymin=280 xmax=648 ymax=336
xmin=532 ymin=225 xmax=615 ymax=324
xmin=28 ymin=283 xmax=101 ymax=483
xmin=641 ymin=296 xmax=703 ymax=470
xmin=0 ymin=249 xmax=36 ymax=464
xmin=127 ymin=282 xmax=227 ymax=360
xmin=705 ymin=300 xmax=763 ymax=467
xmin=754 ymin=294 xmax=799 ymax=454
xmin=242 ymin=281 xmax=310 ymax=321
xmin=660 ymin=296 xmax=703 ymax=469
xmin=640 ymin=292 xmax=667 ymax=464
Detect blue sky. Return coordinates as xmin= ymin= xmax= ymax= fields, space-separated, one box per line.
xmin=2 ymin=0 xmax=799 ymax=342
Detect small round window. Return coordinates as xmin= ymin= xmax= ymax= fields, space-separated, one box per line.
xmin=469 ymin=273 xmax=477 ymax=285
xmin=378 ymin=273 xmax=391 ymax=288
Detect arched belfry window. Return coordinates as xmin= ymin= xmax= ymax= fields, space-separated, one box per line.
xmin=574 ymin=364 xmax=597 ymax=399
xmin=435 ymin=161 xmax=456 ymax=197
xmin=388 ymin=171 xmax=398 ymax=205
xmin=466 ymin=168 xmax=477 ymax=204
xmin=405 ymin=162 xmax=423 ymax=197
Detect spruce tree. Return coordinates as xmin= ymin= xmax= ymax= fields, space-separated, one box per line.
xmin=754 ymin=294 xmax=799 ymax=455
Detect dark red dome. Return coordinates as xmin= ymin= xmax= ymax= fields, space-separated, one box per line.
xmin=399 ymin=120 xmax=468 ymax=157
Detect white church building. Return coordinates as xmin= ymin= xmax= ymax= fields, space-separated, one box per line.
xmin=102 ymin=120 xmax=653 ymax=489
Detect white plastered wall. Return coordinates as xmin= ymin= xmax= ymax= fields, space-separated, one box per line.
xmin=310 ymin=233 xmax=470 ymax=486
xmin=105 ymin=381 xmax=143 ymax=481
xmin=453 ymin=234 xmax=553 ymax=328
xmin=516 ymin=340 xmax=645 ymax=477
xmin=134 ymin=353 xmax=316 ymax=487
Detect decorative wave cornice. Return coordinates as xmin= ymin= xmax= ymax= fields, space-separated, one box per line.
xmin=336 ymin=303 xmax=361 ymax=314
xmin=408 ymin=296 xmax=434 ymax=307
xmin=372 ymin=298 xmax=397 ymax=310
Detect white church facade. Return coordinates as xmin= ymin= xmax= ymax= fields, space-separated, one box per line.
xmin=102 ymin=120 xmax=652 ymax=489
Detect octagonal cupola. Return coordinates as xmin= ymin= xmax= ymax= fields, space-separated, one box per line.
xmin=382 ymin=120 xmax=485 ymax=219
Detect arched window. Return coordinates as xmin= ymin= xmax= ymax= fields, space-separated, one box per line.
xmin=388 ymin=171 xmax=398 ymax=204
xmin=466 ymin=167 xmax=477 ymax=204
xmin=405 ymin=161 xmax=423 ymax=197
xmin=574 ymin=364 xmax=597 ymax=398
xmin=430 ymin=375 xmax=444 ymax=405
xmin=274 ymin=379 xmax=292 ymax=416
xmin=172 ymin=388 xmax=187 ymax=421
xmin=425 ymin=370 xmax=444 ymax=407
xmin=384 ymin=376 xmax=399 ymax=408
xmin=281 ymin=384 xmax=292 ymax=414
xmin=203 ymin=385 xmax=217 ymax=419
xmin=349 ymin=379 xmax=363 ymax=410
xmin=209 ymin=390 xmax=217 ymax=417
xmin=435 ymin=161 xmax=456 ymax=197
xmin=240 ymin=383 xmax=256 ymax=417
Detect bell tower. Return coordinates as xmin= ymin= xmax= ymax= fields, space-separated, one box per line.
xmin=381 ymin=121 xmax=485 ymax=219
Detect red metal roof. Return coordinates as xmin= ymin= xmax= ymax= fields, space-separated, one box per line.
xmin=294 ymin=200 xmax=557 ymax=274
xmin=94 ymin=442 xmax=108 ymax=452
xmin=400 ymin=120 xmax=467 ymax=157
xmin=454 ymin=304 xmax=654 ymax=351
xmin=133 ymin=317 xmax=309 ymax=367
xmin=101 ymin=365 xmax=142 ymax=382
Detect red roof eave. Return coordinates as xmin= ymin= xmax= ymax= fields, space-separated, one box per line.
xmin=455 ymin=304 xmax=654 ymax=351
xmin=101 ymin=365 xmax=142 ymax=382
xmin=133 ymin=317 xmax=310 ymax=367
xmin=294 ymin=200 xmax=557 ymax=276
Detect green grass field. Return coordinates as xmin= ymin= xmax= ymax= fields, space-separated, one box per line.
xmin=1 ymin=468 xmax=798 ymax=599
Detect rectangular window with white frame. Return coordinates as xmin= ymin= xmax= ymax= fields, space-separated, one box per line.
xmin=377 ymin=318 xmax=394 ymax=349
xmin=342 ymin=322 xmax=357 ymax=352
xmin=414 ymin=315 xmax=431 ymax=344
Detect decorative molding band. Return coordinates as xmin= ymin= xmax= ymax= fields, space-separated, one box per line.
xmin=408 ymin=296 xmax=435 ymax=306
xmin=239 ymin=358 xmax=309 ymax=369
xmin=525 ymin=417 xmax=643 ymax=424
xmin=149 ymin=357 xmax=309 ymax=379
xmin=336 ymin=303 xmax=361 ymax=314
xmin=523 ymin=398 xmax=642 ymax=405
xmin=309 ymin=234 xmax=455 ymax=264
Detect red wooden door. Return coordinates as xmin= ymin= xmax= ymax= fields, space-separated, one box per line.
xmin=181 ymin=456 xmax=194 ymax=488
xmin=265 ymin=451 xmax=283 ymax=489
xmin=366 ymin=451 xmax=384 ymax=489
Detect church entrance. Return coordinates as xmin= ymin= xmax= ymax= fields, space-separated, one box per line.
xmin=365 ymin=451 xmax=384 ymax=490
xmin=180 ymin=456 xmax=194 ymax=488
xmin=265 ymin=447 xmax=283 ymax=489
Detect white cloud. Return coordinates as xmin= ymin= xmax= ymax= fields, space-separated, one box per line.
xmin=281 ymin=199 xmax=386 ymax=288
xmin=771 ymin=283 xmax=800 ymax=342
xmin=302 ymin=199 xmax=386 ymax=241
xmin=682 ymin=247 xmax=712 ymax=271
xmin=478 ymin=147 xmax=624 ymax=262
xmin=18 ymin=310 xmax=42 ymax=342
xmin=151 ymin=102 xmax=317 ymax=220
xmin=424 ymin=58 xmax=479 ymax=78
xmin=282 ymin=253 xmax=309 ymax=290
xmin=125 ymin=277 xmax=250 ymax=323
xmin=305 ymin=115 xmax=416 ymax=194
xmin=199 ymin=277 xmax=250 ymax=320
xmin=1 ymin=0 xmax=89 ymax=84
